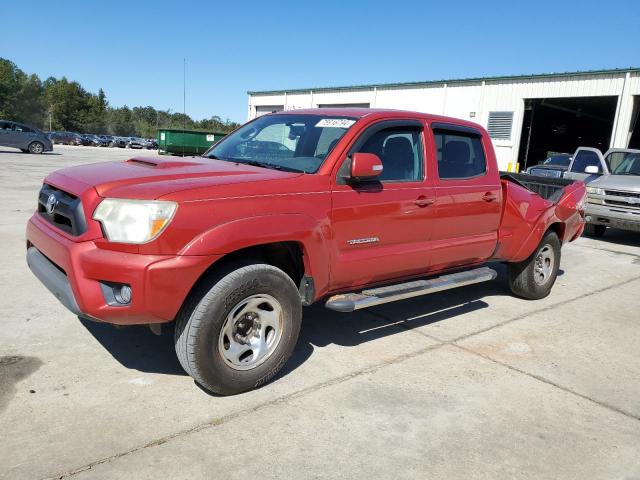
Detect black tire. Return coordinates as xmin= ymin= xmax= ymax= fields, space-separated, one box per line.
xmin=583 ymin=223 xmax=606 ymax=238
xmin=28 ymin=141 xmax=44 ymax=154
xmin=174 ymin=263 xmax=302 ymax=395
xmin=508 ymin=231 xmax=561 ymax=300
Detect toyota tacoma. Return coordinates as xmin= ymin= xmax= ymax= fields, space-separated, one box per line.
xmin=26 ymin=109 xmax=586 ymax=395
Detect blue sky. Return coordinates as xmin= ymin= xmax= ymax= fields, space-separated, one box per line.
xmin=2 ymin=0 xmax=639 ymax=122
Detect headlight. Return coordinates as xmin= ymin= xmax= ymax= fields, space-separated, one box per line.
xmin=586 ymin=186 xmax=605 ymax=195
xmin=93 ymin=199 xmax=177 ymax=243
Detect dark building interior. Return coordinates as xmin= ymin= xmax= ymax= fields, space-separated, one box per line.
xmin=518 ymin=96 xmax=618 ymax=168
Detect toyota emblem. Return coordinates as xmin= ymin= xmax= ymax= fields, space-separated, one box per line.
xmin=45 ymin=193 xmax=58 ymax=214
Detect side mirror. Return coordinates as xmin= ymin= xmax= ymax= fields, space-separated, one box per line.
xmin=349 ymin=152 xmax=383 ymax=181
xmin=584 ymin=165 xmax=600 ymax=174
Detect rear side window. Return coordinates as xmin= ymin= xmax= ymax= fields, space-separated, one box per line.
xmin=434 ymin=130 xmax=486 ymax=179
xmin=0 ymin=122 xmax=12 ymax=130
xmin=13 ymin=124 xmax=33 ymax=133
xmin=571 ymin=150 xmax=602 ymax=173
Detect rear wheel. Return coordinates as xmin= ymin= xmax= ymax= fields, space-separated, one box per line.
xmin=583 ymin=223 xmax=606 ymax=238
xmin=28 ymin=141 xmax=44 ymax=154
xmin=508 ymin=231 xmax=561 ymax=300
xmin=174 ymin=263 xmax=302 ymax=395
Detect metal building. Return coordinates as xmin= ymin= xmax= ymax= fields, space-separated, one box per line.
xmin=247 ymin=68 xmax=640 ymax=171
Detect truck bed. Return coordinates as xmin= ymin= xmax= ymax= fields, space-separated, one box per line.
xmin=501 ymin=172 xmax=576 ymax=203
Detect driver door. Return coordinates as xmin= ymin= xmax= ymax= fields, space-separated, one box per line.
xmin=329 ymin=120 xmax=437 ymax=290
xmin=565 ymin=147 xmax=607 ymax=182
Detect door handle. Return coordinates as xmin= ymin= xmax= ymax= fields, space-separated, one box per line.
xmin=415 ymin=196 xmax=435 ymax=207
xmin=482 ymin=192 xmax=497 ymax=202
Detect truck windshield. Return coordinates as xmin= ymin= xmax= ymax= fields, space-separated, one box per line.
xmin=203 ymin=114 xmax=357 ymax=173
xmin=609 ymin=152 xmax=640 ymax=176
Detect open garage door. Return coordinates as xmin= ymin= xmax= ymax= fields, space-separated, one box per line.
xmin=627 ymin=96 xmax=640 ymax=149
xmin=517 ymin=96 xmax=618 ymax=169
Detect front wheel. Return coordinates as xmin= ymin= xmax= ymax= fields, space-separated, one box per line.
xmin=508 ymin=231 xmax=561 ymax=300
xmin=174 ymin=263 xmax=302 ymax=395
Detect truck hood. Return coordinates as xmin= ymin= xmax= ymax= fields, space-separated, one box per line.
xmin=48 ymin=156 xmax=302 ymax=199
xmin=588 ymin=174 xmax=640 ymax=193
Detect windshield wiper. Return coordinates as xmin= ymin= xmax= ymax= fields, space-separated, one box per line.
xmin=235 ymin=160 xmax=302 ymax=173
xmin=615 ymin=172 xmax=640 ymax=176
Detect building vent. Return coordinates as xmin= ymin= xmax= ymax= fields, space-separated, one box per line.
xmin=487 ymin=111 xmax=514 ymax=140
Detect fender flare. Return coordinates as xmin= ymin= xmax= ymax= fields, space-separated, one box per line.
xmin=179 ymin=214 xmax=330 ymax=296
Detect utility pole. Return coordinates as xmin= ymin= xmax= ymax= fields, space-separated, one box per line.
xmin=183 ymin=58 xmax=186 ymax=156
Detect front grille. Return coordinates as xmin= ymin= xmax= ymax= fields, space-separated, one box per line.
xmin=605 ymin=190 xmax=640 ymax=199
xmin=37 ymin=184 xmax=87 ymax=235
xmin=604 ymin=199 xmax=640 ymax=209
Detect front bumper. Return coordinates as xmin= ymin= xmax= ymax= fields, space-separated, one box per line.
xmin=26 ymin=214 xmax=221 ymax=325
xmin=585 ymin=203 xmax=640 ymax=232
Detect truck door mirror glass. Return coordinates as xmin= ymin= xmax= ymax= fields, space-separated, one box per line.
xmin=584 ymin=165 xmax=600 ymax=174
xmin=349 ymin=153 xmax=383 ymax=181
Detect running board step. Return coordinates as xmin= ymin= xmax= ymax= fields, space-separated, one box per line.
xmin=325 ymin=267 xmax=497 ymax=312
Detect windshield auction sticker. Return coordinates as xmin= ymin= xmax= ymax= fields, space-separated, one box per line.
xmin=315 ymin=119 xmax=356 ymax=128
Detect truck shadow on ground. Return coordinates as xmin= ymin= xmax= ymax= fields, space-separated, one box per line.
xmin=81 ymin=263 xmax=529 ymax=385
xmin=585 ymin=229 xmax=640 ymax=249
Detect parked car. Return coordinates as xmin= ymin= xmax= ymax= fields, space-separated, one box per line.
xmin=50 ymin=131 xmax=82 ymax=146
xmin=574 ymin=148 xmax=640 ymax=237
xmin=80 ymin=134 xmax=101 ymax=146
xmin=142 ymin=138 xmax=158 ymax=149
xmin=525 ymin=153 xmax=572 ymax=178
xmin=0 ymin=120 xmax=53 ymax=154
xmin=25 ymin=108 xmax=586 ymax=395
xmin=98 ymin=135 xmax=116 ymax=147
xmin=114 ymin=136 xmax=129 ymax=148
xmin=126 ymin=137 xmax=144 ymax=149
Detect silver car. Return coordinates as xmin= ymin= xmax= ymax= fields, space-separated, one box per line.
xmin=582 ymin=149 xmax=640 ymax=236
xmin=0 ymin=120 xmax=53 ymax=154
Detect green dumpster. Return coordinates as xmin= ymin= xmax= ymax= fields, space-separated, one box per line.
xmin=157 ymin=128 xmax=227 ymax=156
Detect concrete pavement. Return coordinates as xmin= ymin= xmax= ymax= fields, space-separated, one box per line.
xmin=1 ymin=145 xmax=639 ymax=479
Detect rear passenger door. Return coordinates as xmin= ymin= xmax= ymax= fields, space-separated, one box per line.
xmin=428 ymin=124 xmax=502 ymax=271
xmin=12 ymin=123 xmax=36 ymax=149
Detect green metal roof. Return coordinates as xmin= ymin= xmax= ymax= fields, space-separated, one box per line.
xmin=248 ymin=67 xmax=640 ymax=96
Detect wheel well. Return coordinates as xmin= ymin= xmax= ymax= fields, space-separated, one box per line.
xmin=176 ymin=241 xmax=307 ymax=323
xmin=195 ymin=241 xmax=305 ymax=291
xmin=547 ymin=222 xmax=566 ymax=241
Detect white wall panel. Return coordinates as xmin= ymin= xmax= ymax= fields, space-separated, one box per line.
xmin=249 ymin=71 xmax=640 ymax=165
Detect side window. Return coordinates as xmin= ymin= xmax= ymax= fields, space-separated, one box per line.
xmin=13 ymin=124 xmax=33 ymax=133
xmin=355 ymin=128 xmax=423 ymax=182
xmin=0 ymin=122 xmax=12 ymax=131
xmin=434 ymin=130 xmax=486 ymax=179
xmin=571 ymin=150 xmax=602 ymax=173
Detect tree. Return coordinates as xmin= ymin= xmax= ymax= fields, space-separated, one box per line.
xmin=0 ymin=57 xmax=239 ymax=135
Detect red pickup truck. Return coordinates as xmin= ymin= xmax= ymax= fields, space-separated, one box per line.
xmin=26 ymin=109 xmax=586 ymax=395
